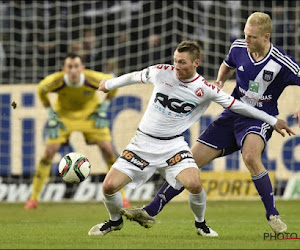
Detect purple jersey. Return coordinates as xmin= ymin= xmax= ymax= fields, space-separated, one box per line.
xmin=198 ymin=39 xmax=300 ymax=153
xmin=224 ymin=39 xmax=300 ymax=116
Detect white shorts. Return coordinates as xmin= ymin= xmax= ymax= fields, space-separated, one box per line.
xmin=112 ymin=130 xmax=198 ymax=190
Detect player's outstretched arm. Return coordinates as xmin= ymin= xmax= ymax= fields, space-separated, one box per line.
xmin=273 ymin=119 xmax=296 ymax=137
xmin=292 ymin=109 xmax=300 ymax=128
xmin=99 ymin=71 xmax=144 ymax=93
xmin=225 ymin=98 xmax=295 ymax=137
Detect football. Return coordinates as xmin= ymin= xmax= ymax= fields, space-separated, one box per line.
xmin=58 ymin=152 xmax=91 ymax=183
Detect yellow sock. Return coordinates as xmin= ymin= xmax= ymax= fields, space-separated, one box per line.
xmin=30 ymin=158 xmax=52 ymax=201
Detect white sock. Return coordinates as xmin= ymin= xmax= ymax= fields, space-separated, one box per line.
xmin=103 ymin=191 xmax=122 ymax=221
xmin=188 ymin=188 xmax=206 ymax=223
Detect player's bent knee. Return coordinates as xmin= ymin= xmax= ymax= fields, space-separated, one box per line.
xmin=187 ymin=185 xmax=202 ymax=194
xmin=184 ymin=181 xmax=203 ymax=194
xmin=242 ymin=153 xmax=262 ymax=171
xmin=102 ymin=180 xmax=119 ymax=195
xmin=44 ymin=145 xmax=60 ymax=160
xmin=40 ymin=158 xmax=52 ymax=165
xmin=242 ymin=153 xmax=255 ymax=165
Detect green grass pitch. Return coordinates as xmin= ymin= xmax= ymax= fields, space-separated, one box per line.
xmin=0 ymin=200 xmax=299 ymax=249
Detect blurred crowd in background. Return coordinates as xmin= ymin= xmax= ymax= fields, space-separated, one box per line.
xmin=0 ymin=0 xmax=299 ymax=84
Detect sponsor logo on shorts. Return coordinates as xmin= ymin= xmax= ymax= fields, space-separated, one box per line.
xmin=166 ymin=150 xmax=193 ymax=166
xmin=120 ymin=150 xmax=149 ymax=170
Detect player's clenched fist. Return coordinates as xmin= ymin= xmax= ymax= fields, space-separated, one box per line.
xmin=99 ymin=79 xmax=109 ymax=93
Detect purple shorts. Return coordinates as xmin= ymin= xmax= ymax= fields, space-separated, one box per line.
xmin=197 ymin=109 xmax=274 ymax=156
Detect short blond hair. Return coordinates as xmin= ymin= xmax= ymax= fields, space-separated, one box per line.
xmin=176 ymin=41 xmax=202 ymax=62
xmin=246 ymin=12 xmax=272 ymax=35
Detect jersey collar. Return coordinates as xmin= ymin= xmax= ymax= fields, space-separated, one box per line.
xmin=179 ymin=73 xmax=201 ymax=83
xmin=248 ymin=44 xmax=273 ymax=65
xmin=64 ymin=73 xmax=85 ymax=88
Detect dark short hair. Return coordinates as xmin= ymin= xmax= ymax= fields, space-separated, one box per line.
xmin=64 ymin=53 xmax=83 ymax=62
xmin=176 ymin=41 xmax=202 ymax=61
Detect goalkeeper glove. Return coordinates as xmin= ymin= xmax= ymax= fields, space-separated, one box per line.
xmin=45 ymin=108 xmax=66 ymax=139
xmin=88 ymin=100 xmax=110 ymax=128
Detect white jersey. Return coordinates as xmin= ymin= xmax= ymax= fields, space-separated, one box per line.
xmin=105 ymin=64 xmax=277 ymax=137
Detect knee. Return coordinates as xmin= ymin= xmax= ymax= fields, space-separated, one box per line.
xmin=40 ymin=158 xmax=52 ymax=165
xmin=98 ymin=141 xmax=113 ymax=152
xmin=184 ymin=180 xmax=202 ymax=194
xmin=242 ymin=151 xmax=258 ymax=168
xmin=44 ymin=147 xmax=58 ymax=161
xmin=102 ymin=179 xmax=117 ymax=195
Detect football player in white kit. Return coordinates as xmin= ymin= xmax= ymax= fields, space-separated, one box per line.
xmin=121 ymin=12 xmax=300 ymax=235
xmin=88 ymin=41 xmax=294 ymax=237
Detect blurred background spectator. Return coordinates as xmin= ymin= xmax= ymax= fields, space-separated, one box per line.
xmin=0 ymin=0 xmax=299 ymax=84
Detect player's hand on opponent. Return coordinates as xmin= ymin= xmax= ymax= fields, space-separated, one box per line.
xmin=213 ymin=81 xmax=224 ymax=88
xmin=273 ymin=118 xmax=295 ymax=137
xmin=292 ymin=109 xmax=300 ymax=127
xmin=46 ymin=108 xmax=66 ymax=139
xmin=99 ymin=79 xmax=109 ymax=93
xmin=88 ymin=100 xmax=110 ymax=128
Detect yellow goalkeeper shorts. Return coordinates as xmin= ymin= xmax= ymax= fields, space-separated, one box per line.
xmin=46 ymin=117 xmax=112 ymax=145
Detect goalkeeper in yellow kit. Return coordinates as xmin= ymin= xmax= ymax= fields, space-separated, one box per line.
xmin=24 ymin=53 xmax=131 ymax=209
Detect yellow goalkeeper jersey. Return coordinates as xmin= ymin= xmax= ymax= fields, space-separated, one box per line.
xmin=37 ymin=69 xmax=117 ymax=120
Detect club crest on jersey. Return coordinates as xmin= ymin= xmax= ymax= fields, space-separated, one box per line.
xmin=297 ymin=69 xmax=300 ymax=77
xmin=195 ymin=87 xmax=204 ymax=97
xmin=263 ymin=70 xmax=274 ymax=82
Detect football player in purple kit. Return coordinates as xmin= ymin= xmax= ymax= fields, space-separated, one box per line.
xmin=121 ymin=12 xmax=300 ymax=234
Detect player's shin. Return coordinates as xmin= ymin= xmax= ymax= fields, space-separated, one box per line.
xmin=103 ymin=191 xmax=123 ymax=221
xmin=188 ymin=189 xmax=206 ymax=223
xmin=252 ymin=170 xmax=279 ymax=219
xmin=104 ymin=157 xmax=130 ymax=207
xmin=30 ymin=159 xmax=52 ymax=201
xmin=189 ymin=189 xmax=218 ymax=237
xmin=144 ymin=181 xmax=185 ymax=216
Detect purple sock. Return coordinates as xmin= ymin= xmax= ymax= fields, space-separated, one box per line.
xmin=252 ymin=170 xmax=279 ymax=220
xmin=144 ymin=181 xmax=184 ymax=216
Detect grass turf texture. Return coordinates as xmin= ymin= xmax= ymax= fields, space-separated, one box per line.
xmin=0 ymin=200 xmax=299 ymax=249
